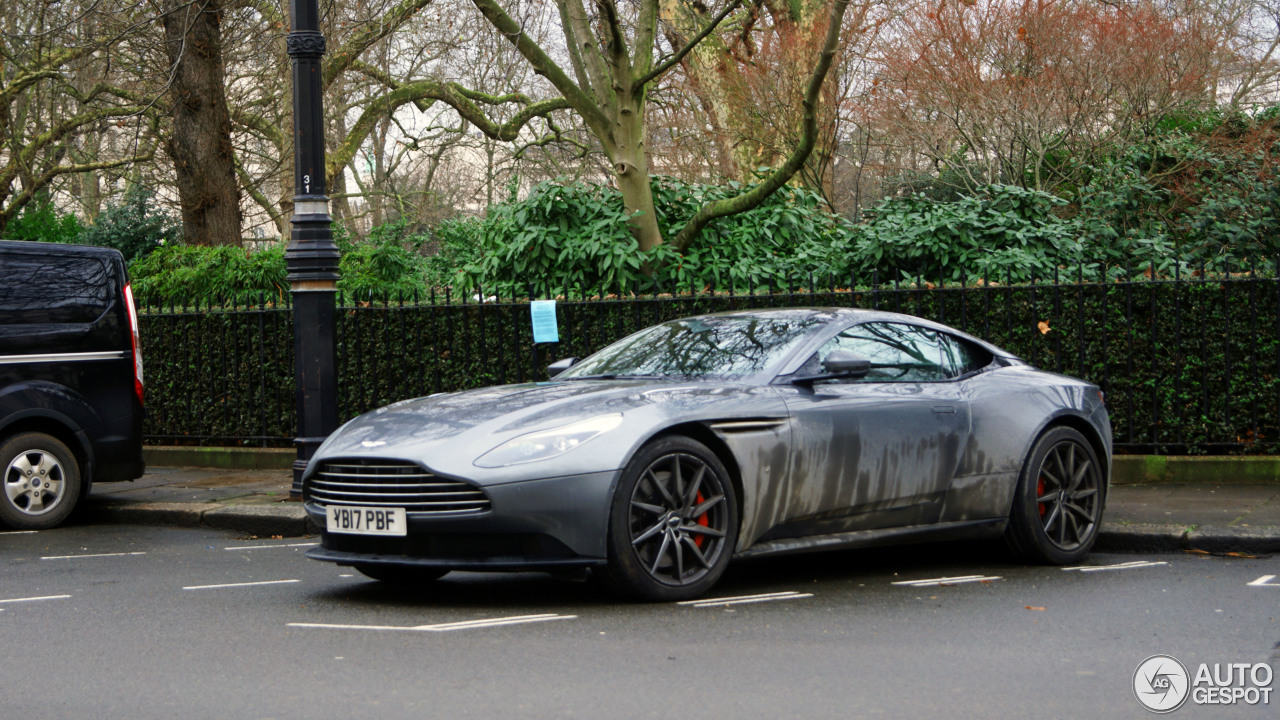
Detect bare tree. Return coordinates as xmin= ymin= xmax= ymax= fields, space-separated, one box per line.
xmin=0 ymin=0 xmax=160 ymax=231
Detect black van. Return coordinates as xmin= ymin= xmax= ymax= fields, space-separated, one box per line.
xmin=0 ymin=240 xmax=145 ymax=529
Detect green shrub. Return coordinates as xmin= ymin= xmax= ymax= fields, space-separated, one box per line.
xmin=337 ymin=219 xmax=428 ymax=296
xmin=130 ymin=244 xmax=288 ymax=305
xmin=79 ymin=186 xmax=178 ymax=261
xmin=460 ymin=178 xmax=858 ymax=297
xmin=849 ymin=185 xmax=1083 ymax=284
xmin=3 ymin=201 xmax=84 ymax=244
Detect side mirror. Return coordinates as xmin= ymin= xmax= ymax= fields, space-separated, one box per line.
xmin=822 ymin=350 xmax=871 ymax=377
xmin=791 ymin=350 xmax=871 ymax=389
xmin=547 ymin=357 xmax=578 ymax=378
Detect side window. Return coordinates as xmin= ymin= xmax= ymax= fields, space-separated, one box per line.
xmin=0 ymin=253 xmax=112 ymax=323
xmin=802 ymin=322 xmax=949 ymax=383
xmin=939 ymin=334 xmax=994 ymax=378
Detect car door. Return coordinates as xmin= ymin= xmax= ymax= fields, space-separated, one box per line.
xmin=772 ymin=322 xmax=972 ymax=538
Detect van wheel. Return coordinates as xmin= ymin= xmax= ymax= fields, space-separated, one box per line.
xmin=0 ymin=433 xmax=81 ymax=530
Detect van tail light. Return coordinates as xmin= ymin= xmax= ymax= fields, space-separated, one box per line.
xmin=124 ymin=282 xmax=144 ymax=405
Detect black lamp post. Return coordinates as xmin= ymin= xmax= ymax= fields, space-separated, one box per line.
xmin=286 ymin=0 xmax=340 ymax=498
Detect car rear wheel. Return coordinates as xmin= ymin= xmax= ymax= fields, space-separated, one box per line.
xmin=0 ymin=432 xmax=82 ymax=530
xmin=353 ymin=564 xmax=449 ymax=584
xmin=601 ymin=436 xmax=738 ymax=602
xmin=1005 ymin=426 xmax=1104 ymax=564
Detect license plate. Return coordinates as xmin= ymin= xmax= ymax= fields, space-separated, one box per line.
xmin=326 ymin=506 xmax=407 ymax=536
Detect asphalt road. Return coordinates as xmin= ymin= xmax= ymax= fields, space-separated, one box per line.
xmin=2 ymin=522 xmax=1277 ymax=719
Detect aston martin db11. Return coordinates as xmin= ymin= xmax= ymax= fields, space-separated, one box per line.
xmin=301 ymin=307 xmax=1111 ymax=600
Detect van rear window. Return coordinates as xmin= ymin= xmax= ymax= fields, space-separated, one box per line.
xmin=0 ymin=254 xmax=114 ymax=323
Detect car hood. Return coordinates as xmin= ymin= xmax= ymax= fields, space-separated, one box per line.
xmin=309 ymin=379 xmax=785 ymax=484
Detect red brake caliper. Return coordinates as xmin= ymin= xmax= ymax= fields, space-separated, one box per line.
xmin=1036 ymin=478 xmax=1047 ymax=517
xmin=694 ymin=492 xmax=709 ymax=548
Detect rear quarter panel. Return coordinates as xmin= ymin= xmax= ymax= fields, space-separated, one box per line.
xmin=940 ymin=365 xmax=1109 ymax=523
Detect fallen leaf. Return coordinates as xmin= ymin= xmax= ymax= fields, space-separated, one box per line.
xmin=1037 ymin=321 xmax=1051 ymax=335
xmin=1025 ymin=605 xmax=1047 ymax=611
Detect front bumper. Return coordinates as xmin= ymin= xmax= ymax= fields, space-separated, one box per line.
xmin=303 ymin=469 xmax=620 ymax=571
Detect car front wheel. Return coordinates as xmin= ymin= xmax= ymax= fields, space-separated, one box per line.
xmin=1005 ymin=426 xmax=1105 ymax=565
xmin=0 ymin=432 xmax=82 ymax=530
xmin=601 ymin=436 xmax=738 ymax=601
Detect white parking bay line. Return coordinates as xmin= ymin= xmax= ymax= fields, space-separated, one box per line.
xmin=891 ymin=575 xmax=1003 ymax=587
xmin=288 ymin=613 xmax=577 ymax=633
xmin=0 ymin=594 xmax=71 ymax=604
xmin=1247 ymin=575 xmax=1279 ymax=587
xmin=223 ymin=542 xmax=318 ymax=551
xmin=1063 ymin=560 xmax=1169 ymax=572
xmin=41 ymin=552 xmax=147 ymax=560
xmin=184 ymin=579 xmax=301 ymax=591
xmin=677 ymin=591 xmax=813 ymax=608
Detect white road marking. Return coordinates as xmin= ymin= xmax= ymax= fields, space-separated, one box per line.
xmin=0 ymin=594 xmax=71 ymax=604
xmin=1247 ymin=575 xmax=1279 ymax=587
xmin=677 ymin=591 xmax=813 ymax=607
xmin=183 ymin=579 xmax=301 ymax=591
xmin=0 ymin=530 xmax=38 ymax=535
xmin=1063 ymin=560 xmax=1169 ymax=572
xmin=288 ymin=613 xmax=576 ymax=633
xmin=223 ymin=542 xmax=318 ymax=551
xmin=892 ymin=574 xmax=1003 ymax=587
xmin=41 ymin=552 xmax=146 ymax=560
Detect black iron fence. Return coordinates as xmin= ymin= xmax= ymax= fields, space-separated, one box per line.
xmin=138 ymin=266 xmax=1280 ymax=454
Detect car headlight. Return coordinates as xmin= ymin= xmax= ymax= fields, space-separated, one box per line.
xmin=474 ymin=413 xmax=624 ymax=468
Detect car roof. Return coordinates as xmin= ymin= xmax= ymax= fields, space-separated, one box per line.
xmin=0 ymin=239 xmax=125 ymax=261
xmin=679 ymin=306 xmax=1021 ymax=360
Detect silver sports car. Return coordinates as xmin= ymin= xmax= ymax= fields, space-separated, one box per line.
xmin=302 ymin=307 xmax=1111 ymax=600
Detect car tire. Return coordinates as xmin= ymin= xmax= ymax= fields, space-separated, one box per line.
xmin=1005 ymin=426 xmax=1105 ymax=565
xmin=353 ymin=564 xmax=449 ymax=584
xmin=601 ymin=436 xmax=738 ymax=602
xmin=0 ymin=432 xmax=82 ymax=531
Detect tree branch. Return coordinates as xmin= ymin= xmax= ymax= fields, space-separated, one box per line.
xmin=469 ymin=0 xmax=611 ymax=135
xmin=636 ymin=0 xmax=743 ymax=88
xmin=326 ymin=79 xmax=570 ymax=185
xmin=670 ymin=0 xmax=850 ymax=251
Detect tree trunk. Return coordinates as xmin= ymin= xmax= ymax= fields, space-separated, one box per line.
xmin=162 ymin=0 xmax=242 ymax=246
xmin=608 ymin=90 xmax=663 ymax=253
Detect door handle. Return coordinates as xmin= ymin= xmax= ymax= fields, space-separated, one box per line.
xmin=932 ymin=405 xmax=956 ymax=414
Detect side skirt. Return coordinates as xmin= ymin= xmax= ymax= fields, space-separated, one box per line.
xmin=732 ymin=518 xmax=1008 ymax=560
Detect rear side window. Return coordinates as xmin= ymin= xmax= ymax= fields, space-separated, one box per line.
xmin=0 ymin=253 xmax=114 ymax=324
xmin=940 ymin=334 xmax=993 ymax=378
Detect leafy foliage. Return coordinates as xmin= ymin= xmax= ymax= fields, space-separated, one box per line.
xmin=2 ymin=201 xmax=85 ymax=244
xmin=459 ymin=178 xmax=858 ymax=297
xmin=130 ymin=244 xmax=289 ymax=304
xmin=335 ymin=219 xmax=428 ymax=296
xmin=79 ymin=186 xmax=179 ymax=261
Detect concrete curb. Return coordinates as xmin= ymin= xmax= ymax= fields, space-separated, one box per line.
xmin=1096 ymin=523 xmax=1280 ymax=555
xmin=91 ymin=501 xmax=319 ymax=537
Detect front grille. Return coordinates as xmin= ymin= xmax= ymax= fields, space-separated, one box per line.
xmin=307 ymin=459 xmax=490 ymax=515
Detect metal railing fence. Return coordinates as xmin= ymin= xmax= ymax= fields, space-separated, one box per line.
xmin=138 ymin=263 xmax=1280 ymax=454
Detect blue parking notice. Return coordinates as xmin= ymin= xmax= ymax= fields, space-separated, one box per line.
xmin=531 ymin=300 xmax=559 ymax=343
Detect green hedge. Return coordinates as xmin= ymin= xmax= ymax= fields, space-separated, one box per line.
xmin=138 ymin=275 xmax=1280 ymax=454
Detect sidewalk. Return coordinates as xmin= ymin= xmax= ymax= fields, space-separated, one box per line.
xmin=85 ymin=466 xmax=1280 ymax=554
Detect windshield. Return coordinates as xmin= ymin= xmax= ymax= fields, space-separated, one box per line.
xmin=559 ymin=314 xmax=826 ymax=381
